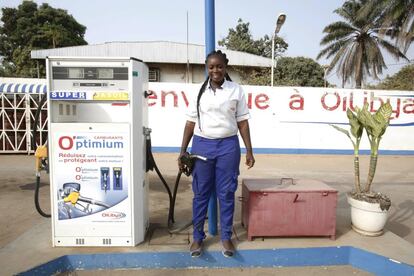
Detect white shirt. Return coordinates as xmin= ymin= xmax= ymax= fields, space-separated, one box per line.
xmin=186 ymin=80 xmax=250 ymax=139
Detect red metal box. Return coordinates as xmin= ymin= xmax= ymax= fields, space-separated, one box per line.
xmin=241 ymin=178 xmax=337 ymax=240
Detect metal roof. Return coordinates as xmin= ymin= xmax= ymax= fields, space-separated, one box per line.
xmin=31 ymin=41 xmax=272 ymax=67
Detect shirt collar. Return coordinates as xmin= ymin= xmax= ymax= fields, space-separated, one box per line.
xmin=207 ymin=79 xmax=227 ymax=90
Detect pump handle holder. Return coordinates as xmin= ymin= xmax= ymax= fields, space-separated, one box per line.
xmin=144 ymin=90 xmax=153 ymax=98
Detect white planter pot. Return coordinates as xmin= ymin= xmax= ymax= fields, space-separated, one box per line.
xmin=347 ymin=195 xmax=389 ymax=236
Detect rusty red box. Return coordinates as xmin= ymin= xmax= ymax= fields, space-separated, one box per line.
xmin=241 ymin=178 xmax=337 ymax=240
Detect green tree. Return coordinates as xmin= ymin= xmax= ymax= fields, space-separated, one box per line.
xmin=274 ymin=57 xmax=326 ymax=87
xmin=317 ymin=0 xmax=408 ymax=88
xmin=234 ymin=57 xmax=326 ymax=87
xmin=0 ymin=1 xmax=87 ymax=77
xmin=219 ymin=19 xmax=326 ymax=87
xmin=235 ymin=67 xmax=270 ymax=86
xmin=219 ymin=18 xmax=289 ymax=85
xmin=218 ymin=18 xmax=288 ymax=58
xmin=358 ymin=0 xmax=414 ymax=53
xmin=370 ymin=64 xmax=414 ymax=90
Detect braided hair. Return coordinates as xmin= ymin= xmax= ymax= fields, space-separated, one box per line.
xmin=197 ymin=50 xmax=232 ymax=130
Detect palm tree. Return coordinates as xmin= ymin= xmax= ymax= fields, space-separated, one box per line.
xmin=317 ymin=0 xmax=408 ymax=88
xmin=358 ymin=0 xmax=414 ymax=53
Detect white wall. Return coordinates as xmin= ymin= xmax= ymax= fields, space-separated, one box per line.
xmin=147 ymin=83 xmax=414 ymax=154
xmin=1 ymin=78 xmax=413 ymax=154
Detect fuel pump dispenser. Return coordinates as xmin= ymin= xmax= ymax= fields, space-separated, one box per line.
xmin=46 ymin=57 xmax=149 ymax=246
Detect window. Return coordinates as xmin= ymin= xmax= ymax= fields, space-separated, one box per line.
xmin=149 ymin=68 xmax=160 ymax=82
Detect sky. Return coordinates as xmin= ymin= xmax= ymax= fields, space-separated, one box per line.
xmin=1 ymin=0 xmax=413 ymax=87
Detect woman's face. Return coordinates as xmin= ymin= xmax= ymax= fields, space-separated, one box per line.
xmin=207 ymin=55 xmax=226 ymax=84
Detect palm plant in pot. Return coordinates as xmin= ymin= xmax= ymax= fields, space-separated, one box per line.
xmin=331 ymin=102 xmax=392 ymax=236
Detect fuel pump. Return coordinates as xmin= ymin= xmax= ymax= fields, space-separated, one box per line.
xmin=46 ymin=57 xmax=149 ymax=246
xmin=34 ymin=56 xmax=203 ymax=247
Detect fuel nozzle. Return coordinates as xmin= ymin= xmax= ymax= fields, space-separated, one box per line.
xmin=60 ymin=182 xmax=81 ymax=205
xmin=113 ymin=167 xmax=122 ymax=190
xmin=100 ymin=167 xmax=110 ymax=192
xmin=179 ymin=152 xmax=207 ymax=176
xmin=60 ymin=182 xmax=110 ymax=209
xmin=34 ymin=145 xmax=48 ymax=175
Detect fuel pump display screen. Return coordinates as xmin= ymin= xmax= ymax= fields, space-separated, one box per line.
xmin=98 ymin=68 xmax=114 ymax=79
xmin=68 ymin=68 xmax=84 ymax=79
xmin=53 ymin=67 xmax=128 ymax=80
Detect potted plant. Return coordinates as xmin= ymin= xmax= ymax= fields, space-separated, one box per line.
xmin=331 ymin=102 xmax=392 ymax=236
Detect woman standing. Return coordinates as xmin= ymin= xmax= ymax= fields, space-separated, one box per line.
xmin=178 ymin=50 xmax=255 ymax=257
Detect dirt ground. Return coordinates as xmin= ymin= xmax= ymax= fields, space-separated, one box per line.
xmin=0 ymin=153 xmax=413 ymax=275
xmin=1 ymin=153 xmax=414 ymax=248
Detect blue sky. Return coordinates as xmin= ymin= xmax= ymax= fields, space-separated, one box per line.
xmin=1 ymin=0 xmax=413 ymax=87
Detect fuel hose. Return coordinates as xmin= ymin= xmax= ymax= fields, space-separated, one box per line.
xmin=35 ymin=174 xmax=51 ymax=218
xmin=145 ymin=132 xmax=192 ymax=233
xmin=33 ymin=93 xmax=50 ymax=217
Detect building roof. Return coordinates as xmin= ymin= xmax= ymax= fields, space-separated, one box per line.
xmin=31 ymin=41 xmax=272 ymax=68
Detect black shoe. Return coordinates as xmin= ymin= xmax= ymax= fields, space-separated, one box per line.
xmin=221 ymin=239 xmax=235 ymax=258
xmin=190 ymin=241 xmax=203 ymax=258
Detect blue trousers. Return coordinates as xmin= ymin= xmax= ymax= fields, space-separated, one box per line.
xmin=191 ymin=135 xmax=240 ymax=241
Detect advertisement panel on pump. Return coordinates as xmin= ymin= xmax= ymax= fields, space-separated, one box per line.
xmin=52 ymin=127 xmax=130 ymax=222
xmin=50 ymin=123 xmax=133 ymax=240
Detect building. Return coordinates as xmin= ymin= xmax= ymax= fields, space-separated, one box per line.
xmin=30 ymin=41 xmax=272 ymax=84
xmin=1 ymin=41 xmax=271 ymax=153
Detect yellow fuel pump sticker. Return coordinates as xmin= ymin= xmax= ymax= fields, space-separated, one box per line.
xmin=93 ymin=92 xmax=129 ymax=101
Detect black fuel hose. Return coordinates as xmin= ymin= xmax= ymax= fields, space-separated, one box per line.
xmin=33 ymin=94 xmax=50 ymax=218
xmin=35 ymin=175 xmax=51 ymax=218
xmin=146 ymin=134 xmax=192 ymax=233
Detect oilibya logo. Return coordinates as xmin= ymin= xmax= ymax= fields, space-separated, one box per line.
xmin=102 ymin=212 xmax=126 ymax=219
xmin=58 ymin=136 xmax=124 ymax=150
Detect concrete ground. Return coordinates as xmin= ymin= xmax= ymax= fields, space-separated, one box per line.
xmin=1 ymin=153 xmax=414 ymax=275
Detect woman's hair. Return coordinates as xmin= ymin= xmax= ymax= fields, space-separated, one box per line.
xmin=196 ymin=50 xmax=232 ymax=130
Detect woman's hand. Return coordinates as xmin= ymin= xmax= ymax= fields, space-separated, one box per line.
xmin=178 ymin=152 xmax=186 ymax=173
xmin=178 ymin=121 xmax=195 ymax=173
xmin=245 ymin=151 xmax=255 ymax=169
xmin=177 ymin=121 xmax=195 ymax=172
xmin=237 ymin=120 xmax=254 ymax=169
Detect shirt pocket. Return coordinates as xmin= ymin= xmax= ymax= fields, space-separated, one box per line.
xmin=221 ymin=99 xmax=237 ymax=116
